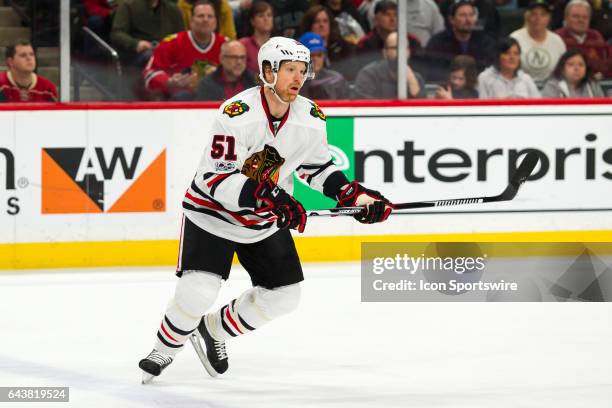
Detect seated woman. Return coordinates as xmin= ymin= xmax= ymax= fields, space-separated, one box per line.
xmin=477 ymin=37 xmax=541 ymax=99
xmin=299 ymin=5 xmax=357 ymax=79
xmin=541 ymin=49 xmax=605 ymax=98
xmin=239 ymin=1 xmax=274 ymax=75
xmin=435 ymin=55 xmax=479 ymax=99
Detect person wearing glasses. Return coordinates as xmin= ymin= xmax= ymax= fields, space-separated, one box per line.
xmin=196 ymin=40 xmax=257 ymax=100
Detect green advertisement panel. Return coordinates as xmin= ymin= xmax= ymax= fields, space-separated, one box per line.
xmin=293 ymin=117 xmax=354 ymax=210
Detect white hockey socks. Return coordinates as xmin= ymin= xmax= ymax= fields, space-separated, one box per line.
xmin=155 ymin=271 xmax=221 ymax=355
xmin=206 ymin=283 xmax=301 ymax=341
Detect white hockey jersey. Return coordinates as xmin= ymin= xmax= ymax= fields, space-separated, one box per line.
xmin=183 ymin=86 xmax=342 ymax=243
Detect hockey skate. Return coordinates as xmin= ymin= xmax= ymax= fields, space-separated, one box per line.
xmin=189 ymin=316 xmax=228 ymax=377
xmin=139 ymin=349 xmax=174 ymax=384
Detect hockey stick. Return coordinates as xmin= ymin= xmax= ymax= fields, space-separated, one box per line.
xmin=306 ymin=152 xmax=539 ymax=217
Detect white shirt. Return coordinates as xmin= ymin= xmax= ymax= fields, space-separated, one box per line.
xmin=183 ymin=86 xmax=339 ymax=243
xmin=510 ymin=27 xmax=567 ymax=82
xmin=405 ymin=0 xmax=445 ymax=46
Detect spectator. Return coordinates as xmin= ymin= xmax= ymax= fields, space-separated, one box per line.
xmin=0 ymin=41 xmax=58 ymax=102
xmin=434 ymin=54 xmax=479 ymax=98
xmin=354 ymin=31 xmax=426 ymax=98
xmin=555 ymin=0 xmax=608 ymax=77
xmin=298 ymin=32 xmax=350 ymax=99
xmin=319 ymin=0 xmax=368 ymax=44
xmin=404 ymin=0 xmax=446 ymax=46
xmin=196 ymin=40 xmax=256 ymax=100
xmin=177 ymin=0 xmax=237 ymax=39
xmin=425 ymin=0 xmax=496 ymax=82
xmin=438 ymin=0 xmax=501 ymax=37
xmin=111 ymin=0 xmax=184 ymax=67
xmin=358 ymin=1 xmax=398 ymax=51
xmin=239 ymin=1 xmax=274 ymax=75
xmin=269 ymin=0 xmax=312 ymax=37
xmin=510 ymin=0 xmax=566 ymax=82
xmin=300 ymin=5 xmax=357 ymax=77
xmin=361 ymin=0 xmax=445 ymax=45
xmin=143 ymin=1 xmax=227 ymax=100
xmin=357 ymin=2 xmax=424 ymax=63
xmin=478 ymin=37 xmax=541 ymax=99
xmin=541 ymin=48 xmax=605 ymax=97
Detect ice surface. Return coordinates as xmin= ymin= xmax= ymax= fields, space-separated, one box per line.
xmin=0 ymin=263 xmax=610 ymax=408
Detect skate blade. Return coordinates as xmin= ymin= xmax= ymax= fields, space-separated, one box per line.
xmin=189 ymin=332 xmax=218 ymax=378
xmin=141 ymin=371 xmax=155 ymax=384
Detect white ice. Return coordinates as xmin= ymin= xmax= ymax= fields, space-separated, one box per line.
xmin=0 ymin=263 xmax=610 ymax=408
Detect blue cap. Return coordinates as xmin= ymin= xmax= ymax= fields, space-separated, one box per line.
xmin=298 ymin=32 xmax=326 ymax=54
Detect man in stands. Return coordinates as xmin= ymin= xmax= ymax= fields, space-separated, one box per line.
xmin=354 ymin=31 xmax=425 ymax=99
xmin=196 ymin=40 xmax=256 ymax=100
xmin=510 ymin=0 xmax=566 ymax=82
xmin=144 ymin=0 xmax=227 ymax=100
xmin=0 ymin=40 xmax=57 ymax=103
xmin=425 ymin=0 xmax=496 ymax=82
xmin=111 ymin=0 xmax=184 ymax=67
xmin=555 ymin=0 xmax=608 ymax=78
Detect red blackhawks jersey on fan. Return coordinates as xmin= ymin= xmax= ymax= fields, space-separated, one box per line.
xmin=183 ymin=86 xmax=339 ymax=243
xmin=144 ymin=31 xmax=225 ymax=94
xmin=0 ymin=71 xmax=57 ymax=102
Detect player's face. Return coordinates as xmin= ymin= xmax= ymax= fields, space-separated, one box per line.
xmin=274 ymin=61 xmax=308 ymax=102
xmin=499 ymin=45 xmax=520 ymax=73
xmin=8 ymin=45 xmax=36 ymax=74
xmin=563 ymin=54 xmax=587 ymax=85
xmin=191 ymin=4 xmax=217 ymax=36
xmin=251 ymin=7 xmax=273 ymax=33
xmin=526 ymin=8 xmax=550 ymax=33
xmin=311 ymin=11 xmax=330 ymax=40
xmin=565 ymin=4 xmax=590 ymax=35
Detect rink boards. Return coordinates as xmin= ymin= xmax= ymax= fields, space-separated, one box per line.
xmin=0 ymin=100 xmax=611 ymax=268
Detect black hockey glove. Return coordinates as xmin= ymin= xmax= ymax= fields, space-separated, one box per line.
xmin=254 ymin=178 xmax=307 ymax=233
xmin=337 ymin=181 xmax=392 ymax=224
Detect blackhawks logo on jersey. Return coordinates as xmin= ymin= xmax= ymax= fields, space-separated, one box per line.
xmin=310 ymin=102 xmax=326 ymax=121
xmin=223 ymin=100 xmax=250 ymax=118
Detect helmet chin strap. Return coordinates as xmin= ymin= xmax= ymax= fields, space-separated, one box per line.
xmin=261 ymin=67 xmax=310 ymax=105
xmin=261 ymin=71 xmax=295 ymax=105
xmin=268 ymin=84 xmax=291 ymax=105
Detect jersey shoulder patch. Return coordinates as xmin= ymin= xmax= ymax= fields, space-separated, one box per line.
xmin=309 ymin=101 xmax=326 ymax=122
xmin=222 ymin=100 xmax=250 ymax=118
xmin=162 ymin=33 xmax=178 ymax=43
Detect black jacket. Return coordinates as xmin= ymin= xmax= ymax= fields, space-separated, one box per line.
xmin=424 ymin=29 xmax=496 ymax=82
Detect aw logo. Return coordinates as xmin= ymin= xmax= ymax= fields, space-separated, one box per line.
xmin=41 ymin=147 xmax=166 ymax=214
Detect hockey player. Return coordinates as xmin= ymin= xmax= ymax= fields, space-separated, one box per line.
xmin=138 ymin=36 xmax=392 ymax=383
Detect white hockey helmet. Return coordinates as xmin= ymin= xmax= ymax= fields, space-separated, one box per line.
xmin=257 ymin=36 xmax=315 ymax=89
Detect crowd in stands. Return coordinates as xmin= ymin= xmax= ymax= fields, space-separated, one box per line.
xmin=1 ymin=0 xmax=611 ymax=102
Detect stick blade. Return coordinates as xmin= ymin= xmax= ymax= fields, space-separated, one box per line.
xmin=499 ymin=152 xmax=539 ymax=201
